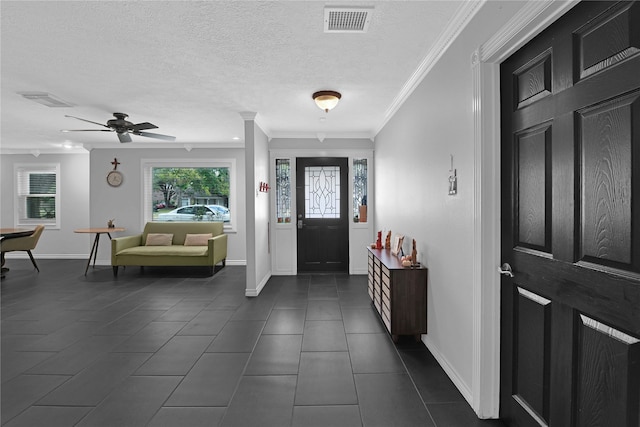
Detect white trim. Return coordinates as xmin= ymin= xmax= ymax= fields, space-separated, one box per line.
xmin=472 ymin=0 xmax=580 ymax=418
xmin=374 ymin=0 xmax=485 ymax=136
xmin=423 ymin=335 xmax=472 ymax=403
xmin=246 ymin=271 xmax=271 ymax=297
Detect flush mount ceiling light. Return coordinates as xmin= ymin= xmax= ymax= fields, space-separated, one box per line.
xmin=313 ymin=91 xmax=342 ymax=113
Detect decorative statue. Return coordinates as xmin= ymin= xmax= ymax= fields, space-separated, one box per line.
xmin=411 ymin=239 xmax=417 ymax=264
xmin=107 ymin=219 xmax=115 ymax=228
xmin=376 ymin=231 xmax=382 ymax=249
xmin=385 ymin=231 xmax=392 ymax=249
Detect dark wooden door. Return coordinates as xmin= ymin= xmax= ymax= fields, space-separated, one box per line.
xmin=500 ymin=2 xmax=640 ymax=426
xmin=296 ymin=157 xmax=349 ymax=272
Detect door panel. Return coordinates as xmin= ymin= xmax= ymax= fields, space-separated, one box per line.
xmin=296 ymin=158 xmax=348 ymax=272
xmin=500 ymin=2 xmax=640 ymax=426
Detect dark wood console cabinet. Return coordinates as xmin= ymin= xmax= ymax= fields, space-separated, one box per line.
xmin=367 ymin=247 xmax=427 ymax=341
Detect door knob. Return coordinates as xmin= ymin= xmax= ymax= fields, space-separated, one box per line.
xmin=498 ymin=262 xmax=514 ymax=277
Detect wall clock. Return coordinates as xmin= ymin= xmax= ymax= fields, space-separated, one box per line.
xmin=107 ymin=170 xmax=123 ymax=187
xmin=107 ymin=157 xmax=123 ymax=187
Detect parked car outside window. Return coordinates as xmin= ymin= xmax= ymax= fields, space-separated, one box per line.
xmin=157 ymin=205 xmax=225 ymax=222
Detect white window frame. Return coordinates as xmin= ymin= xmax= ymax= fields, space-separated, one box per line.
xmin=141 ymin=158 xmax=236 ymax=231
xmin=14 ymin=163 xmax=61 ymax=229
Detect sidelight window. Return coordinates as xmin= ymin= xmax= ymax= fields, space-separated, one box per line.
xmin=275 ymin=159 xmax=291 ymax=223
xmin=353 ymin=158 xmax=367 ymax=222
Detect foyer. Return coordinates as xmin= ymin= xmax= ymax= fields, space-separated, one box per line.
xmin=1 ymin=260 xmax=504 ymax=426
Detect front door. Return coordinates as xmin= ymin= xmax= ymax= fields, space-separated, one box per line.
xmin=500 ymin=2 xmax=640 ymax=426
xmin=296 ymin=157 xmax=349 ymax=272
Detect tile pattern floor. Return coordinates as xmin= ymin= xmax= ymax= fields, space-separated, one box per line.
xmin=1 ymin=260 xmax=506 ymax=426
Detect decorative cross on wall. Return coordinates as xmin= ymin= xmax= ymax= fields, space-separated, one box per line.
xmin=111 ymin=158 xmax=120 ymax=170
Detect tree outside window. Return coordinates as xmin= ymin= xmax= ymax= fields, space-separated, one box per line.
xmin=151 ymin=167 xmax=230 ymax=221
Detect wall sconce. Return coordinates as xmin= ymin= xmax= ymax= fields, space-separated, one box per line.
xmin=448 ymin=154 xmax=457 ymax=196
xmin=313 ymin=91 xmax=341 ymax=113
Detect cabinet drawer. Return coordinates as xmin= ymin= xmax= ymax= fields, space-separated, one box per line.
xmin=368 ymin=286 xmax=374 ymax=301
xmin=382 ymin=272 xmax=390 ymax=287
xmin=382 ymin=311 xmax=391 ymax=332
xmin=382 ymin=291 xmax=391 ymax=312
xmin=382 ymin=280 xmax=390 ymax=297
xmin=382 ymin=265 xmax=390 ymax=277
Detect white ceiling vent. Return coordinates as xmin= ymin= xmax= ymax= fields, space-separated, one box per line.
xmin=18 ymin=92 xmax=73 ymax=108
xmin=324 ymin=7 xmax=373 ymax=33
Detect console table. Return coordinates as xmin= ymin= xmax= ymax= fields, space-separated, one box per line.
xmin=367 ymin=247 xmax=427 ymax=341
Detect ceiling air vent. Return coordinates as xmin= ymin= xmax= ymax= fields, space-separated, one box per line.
xmin=324 ymin=7 xmax=373 ymax=33
xmin=18 ymin=92 xmax=73 ymax=108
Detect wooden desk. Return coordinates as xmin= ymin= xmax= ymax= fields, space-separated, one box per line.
xmin=75 ymin=228 xmax=125 ymax=275
xmin=1 ymin=228 xmax=36 ymax=277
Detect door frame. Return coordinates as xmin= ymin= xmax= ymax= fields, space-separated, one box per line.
xmin=269 ymin=147 xmax=374 ymax=276
xmin=471 ymin=0 xmax=580 ymax=418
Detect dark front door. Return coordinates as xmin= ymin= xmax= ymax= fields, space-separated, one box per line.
xmin=296 ymin=157 xmax=349 ymax=272
xmin=500 ymin=2 xmax=640 ymax=426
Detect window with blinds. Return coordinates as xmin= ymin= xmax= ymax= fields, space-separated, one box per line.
xmin=15 ymin=163 xmax=60 ymax=228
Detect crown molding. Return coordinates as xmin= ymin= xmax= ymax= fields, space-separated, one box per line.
xmin=374 ymin=0 xmax=486 ymax=137
xmin=480 ymin=0 xmax=579 ymax=63
xmin=238 ymin=111 xmax=257 ymax=121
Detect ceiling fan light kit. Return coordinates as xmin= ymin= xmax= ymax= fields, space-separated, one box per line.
xmin=313 ymin=90 xmax=341 ymax=113
xmin=61 ymin=112 xmax=175 ymax=143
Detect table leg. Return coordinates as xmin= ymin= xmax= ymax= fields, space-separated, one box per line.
xmin=92 ymin=234 xmax=100 ymax=268
xmin=84 ymin=233 xmax=100 ymax=276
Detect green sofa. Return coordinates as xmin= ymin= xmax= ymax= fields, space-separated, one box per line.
xmin=111 ymin=222 xmax=227 ymax=276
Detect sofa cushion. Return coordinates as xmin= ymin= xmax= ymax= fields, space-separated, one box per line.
xmin=145 ymin=233 xmax=173 ymax=246
xmin=117 ymin=246 xmax=208 ymax=257
xmin=143 ymin=222 xmax=223 ymax=245
xmin=184 ymin=233 xmax=212 ymax=246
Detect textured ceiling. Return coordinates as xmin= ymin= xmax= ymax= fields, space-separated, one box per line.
xmin=1 ymin=1 xmax=464 ymax=152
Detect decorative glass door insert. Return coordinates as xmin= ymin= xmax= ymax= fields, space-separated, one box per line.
xmin=275 ymin=159 xmax=291 ymax=223
xmin=304 ymin=166 xmax=341 ymax=218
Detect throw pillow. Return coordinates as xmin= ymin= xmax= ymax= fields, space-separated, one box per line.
xmin=145 ymin=233 xmax=173 ymax=246
xmin=184 ymin=233 xmax=213 ymax=246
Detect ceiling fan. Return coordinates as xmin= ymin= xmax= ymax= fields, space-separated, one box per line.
xmin=61 ymin=112 xmax=176 ymax=143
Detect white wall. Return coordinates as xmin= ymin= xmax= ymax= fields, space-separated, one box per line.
xmin=1 ymin=152 xmax=90 ymax=259
xmin=253 ymin=123 xmax=271 ymax=294
xmin=374 ymin=0 xmax=525 ymax=405
xmin=89 ymin=147 xmax=246 ymax=265
xmin=244 ymin=116 xmax=272 ymax=296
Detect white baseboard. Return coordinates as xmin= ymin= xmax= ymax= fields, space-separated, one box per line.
xmin=422 ymin=335 xmax=473 ymax=405
xmin=3 ymin=253 xmax=247 ymax=267
xmin=246 ymin=271 xmax=271 ymax=297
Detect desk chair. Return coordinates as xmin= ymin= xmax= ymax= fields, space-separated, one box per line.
xmin=0 ymin=225 xmax=45 ymax=272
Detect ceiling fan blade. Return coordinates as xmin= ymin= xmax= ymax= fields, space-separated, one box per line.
xmin=135 ymin=131 xmax=176 ymax=141
xmin=117 ymin=132 xmax=133 ymax=143
xmin=130 ymin=122 xmax=158 ymax=131
xmin=61 ymin=129 xmax=114 ymax=133
xmin=64 ymin=115 xmax=110 ymax=128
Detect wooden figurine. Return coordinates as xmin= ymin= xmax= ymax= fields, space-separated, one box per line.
xmin=375 ymin=231 xmax=382 ymax=249
xmin=411 ymin=239 xmax=417 ymax=265
xmin=385 ymin=231 xmax=392 ymax=249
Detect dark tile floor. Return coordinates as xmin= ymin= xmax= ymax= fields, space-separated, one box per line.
xmin=1 ymin=259 xmax=506 ymax=427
